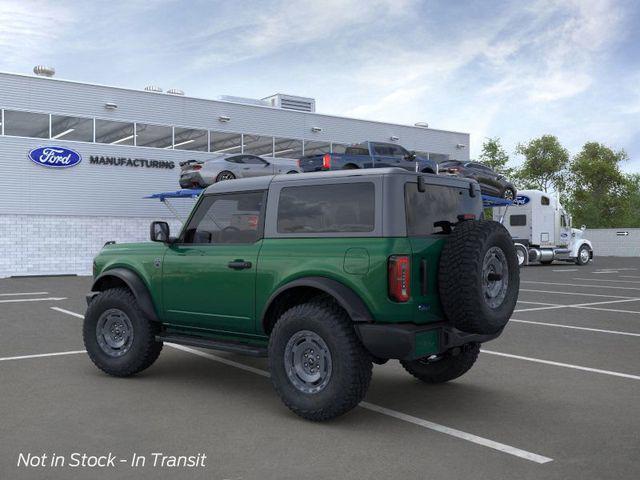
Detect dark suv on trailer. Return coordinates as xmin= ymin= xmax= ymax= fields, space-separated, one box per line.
xmin=84 ymin=168 xmax=519 ymax=421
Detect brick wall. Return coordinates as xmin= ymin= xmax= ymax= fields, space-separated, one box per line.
xmin=0 ymin=215 xmax=183 ymax=278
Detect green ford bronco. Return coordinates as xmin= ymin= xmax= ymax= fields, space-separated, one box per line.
xmin=85 ymin=168 xmax=519 ymax=421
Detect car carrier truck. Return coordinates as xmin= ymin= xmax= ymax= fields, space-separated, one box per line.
xmin=494 ymin=189 xmax=593 ymax=266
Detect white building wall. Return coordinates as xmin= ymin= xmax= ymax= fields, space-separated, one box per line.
xmin=584 ymin=228 xmax=640 ymax=257
xmin=0 ymin=215 xmax=183 ymax=278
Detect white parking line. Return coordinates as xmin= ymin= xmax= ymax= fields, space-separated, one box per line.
xmin=621 ymin=275 xmax=640 ymax=279
xmin=521 ymin=288 xmax=638 ymax=299
xmin=516 ymin=301 xmax=561 ymax=306
xmin=51 ymin=307 xmax=85 ymax=318
xmin=573 ymin=278 xmax=640 ymax=284
xmin=514 ymin=297 xmax=640 ymax=313
xmin=0 ymin=350 xmax=86 ymax=362
xmin=0 ymin=291 xmax=49 ymax=296
xmin=481 ymin=350 xmax=640 ymax=381
xmin=574 ymin=306 xmax=640 ymax=315
xmin=522 ymin=281 xmax=640 ymax=291
xmin=509 ymin=319 xmax=640 ymax=337
xmin=168 ymin=344 xmax=552 ymax=464
xmin=0 ymin=297 xmax=67 ymax=304
xmin=552 ymin=269 xmax=578 ymax=272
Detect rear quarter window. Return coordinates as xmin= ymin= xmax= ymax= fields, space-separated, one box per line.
xmin=405 ymin=183 xmax=467 ymax=235
xmin=277 ymin=183 xmax=374 ymax=233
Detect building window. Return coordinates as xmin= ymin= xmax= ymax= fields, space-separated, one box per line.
xmin=3 ymin=110 xmax=49 ymax=138
xmin=51 ymin=115 xmax=93 ymax=142
xmin=277 ymin=183 xmax=375 ymax=234
xmin=541 ymin=196 xmax=550 ymax=206
xmin=173 ymin=127 xmax=208 ymax=151
xmin=211 ymin=131 xmax=242 ymax=154
xmin=331 ymin=143 xmax=348 ymax=154
xmin=243 ymin=135 xmax=274 ymax=156
xmin=303 ymin=140 xmax=331 ymax=156
xmin=135 ymin=123 xmax=172 ymax=149
xmin=274 ymin=137 xmax=303 ymax=158
xmin=95 ymin=119 xmax=135 ymax=145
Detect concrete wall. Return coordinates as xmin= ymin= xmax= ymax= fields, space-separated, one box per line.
xmin=584 ymin=228 xmax=640 ymax=257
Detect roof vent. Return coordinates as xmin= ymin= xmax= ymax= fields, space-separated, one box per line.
xmin=144 ymin=85 xmax=163 ymax=93
xmin=33 ymin=65 xmax=55 ymax=77
xmin=414 ymin=122 xmax=429 ymax=128
xmin=262 ymin=94 xmax=316 ymax=112
xmin=167 ymin=88 xmax=185 ymax=96
xmin=219 ymin=95 xmax=270 ymax=107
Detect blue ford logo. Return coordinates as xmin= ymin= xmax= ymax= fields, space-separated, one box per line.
xmin=514 ymin=195 xmax=530 ymax=206
xmin=28 ymin=146 xmax=82 ymax=168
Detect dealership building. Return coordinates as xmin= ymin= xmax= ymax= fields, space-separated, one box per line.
xmin=0 ymin=69 xmax=470 ymax=278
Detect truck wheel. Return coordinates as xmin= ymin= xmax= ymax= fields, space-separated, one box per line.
xmin=576 ymin=245 xmax=591 ymax=265
xmin=502 ymin=187 xmax=516 ymax=201
xmin=439 ymin=220 xmax=519 ymax=334
xmin=515 ymin=244 xmax=527 ymax=267
xmin=401 ymin=343 xmax=480 ymax=383
xmin=83 ymin=288 xmax=163 ymax=377
xmin=268 ymin=299 xmax=372 ymax=421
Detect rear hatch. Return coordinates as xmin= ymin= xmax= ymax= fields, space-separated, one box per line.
xmin=404 ymin=178 xmax=482 ymax=322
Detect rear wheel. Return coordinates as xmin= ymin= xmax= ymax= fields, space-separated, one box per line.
xmin=83 ymin=288 xmax=163 ymax=377
xmin=268 ymin=299 xmax=372 ymax=421
xmin=216 ymin=171 xmax=236 ymax=182
xmin=515 ymin=244 xmax=527 ymax=267
xmin=502 ymin=187 xmax=516 ymax=201
xmin=401 ymin=343 xmax=480 ymax=383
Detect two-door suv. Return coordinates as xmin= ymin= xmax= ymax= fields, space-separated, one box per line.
xmin=84 ymin=168 xmax=519 ymax=421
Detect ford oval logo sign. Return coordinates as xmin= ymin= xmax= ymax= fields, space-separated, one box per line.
xmin=514 ymin=195 xmax=530 ymax=206
xmin=28 ymin=146 xmax=82 ymax=168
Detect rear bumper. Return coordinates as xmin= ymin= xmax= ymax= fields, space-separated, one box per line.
xmin=179 ymin=172 xmax=206 ymax=188
xmin=354 ymin=322 xmax=501 ymax=361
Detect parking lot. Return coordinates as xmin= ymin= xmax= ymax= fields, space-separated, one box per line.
xmin=1 ymin=257 xmax=639 ymax=480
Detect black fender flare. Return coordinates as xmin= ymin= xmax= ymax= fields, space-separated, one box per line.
xmin=91 ymin=268 xmax=159 ymax=322
xmin=261 ymin=276 xmax=373 ymax=327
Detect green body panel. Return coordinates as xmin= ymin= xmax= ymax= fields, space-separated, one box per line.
xmin=92 ymin=236 xmax=447 ymax=341
xmin=413 ymin=330 xmax=441 ymax=357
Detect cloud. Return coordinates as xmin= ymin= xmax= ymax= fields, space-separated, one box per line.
xmin=0 ymin=0 xmax=74 ymax=69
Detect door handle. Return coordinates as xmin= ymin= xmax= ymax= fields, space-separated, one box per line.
xmin=228 ymin=260 xmax=252 ymax=270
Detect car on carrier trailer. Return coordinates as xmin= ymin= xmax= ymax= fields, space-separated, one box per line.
xmin=494 ymin=189 xmax=593 ymax=266
xmin=84 ymin=168 xmax=519 ymax=421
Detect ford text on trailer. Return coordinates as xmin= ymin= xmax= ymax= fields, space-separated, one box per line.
xmin=494 ymin=190 xmax=593 ymax=266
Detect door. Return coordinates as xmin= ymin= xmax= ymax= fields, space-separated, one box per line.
xmin=558 ymin=211 xmax=571 ymax=246
xmin=161 ymin=190 xmax=266 ymax=334
xmin=238 ymin=155 xmax=274 ymax=177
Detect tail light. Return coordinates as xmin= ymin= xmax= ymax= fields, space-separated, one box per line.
xmin=388 ymin=255 xmax=410 ymax=302
xmin=297 ymin=159 xmax=301 ymax=167
xmin=322 ymin=153 xmax=331 ymax=169
xmin=447 ymin=167 xmax=460 ymax=174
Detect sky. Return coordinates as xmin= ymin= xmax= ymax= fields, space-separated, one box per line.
xmin=1 ymin=0 xmax=639 ymax=172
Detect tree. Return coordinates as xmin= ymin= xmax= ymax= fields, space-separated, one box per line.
xmin=478 ymin=137 xmax=513 ymax=176
xmin=514 ymin=135 xmax=569 ymax=192
xmin=567 ymin=142 xmax=632 ymax=228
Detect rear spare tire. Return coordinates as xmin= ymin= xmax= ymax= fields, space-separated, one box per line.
xmin=438 ymin=220 xmax=519 ymax=334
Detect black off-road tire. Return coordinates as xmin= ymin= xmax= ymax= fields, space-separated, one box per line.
xmin=83 ymin=288 xmax=163 ymax=377
xmin=439 ymin=220 xmax=519 ymax=334
xmin=268 ymin=299 xmax=372 ymax=421
xmin=401 ymin=343 xmax=480 ymax=383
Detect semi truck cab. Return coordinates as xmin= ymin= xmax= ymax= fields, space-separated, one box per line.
xmin=494 ymin=190 xmax=593 ymax=266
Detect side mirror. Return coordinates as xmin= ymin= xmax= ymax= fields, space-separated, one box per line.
xmin=150 ymin=221 xmax=170 ymax=242
xmin=405 ymin=150 xmax=416 ymax=161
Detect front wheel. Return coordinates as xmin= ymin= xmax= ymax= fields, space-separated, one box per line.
xmin=502 ymin=187 xmax=516 ymax=201
xmin=576 ymin=245 xmax=592 ymax=265
xmin=268 ymin=299 xmax=372 ymax=421
xmin=83 ymin=288 xmax=163 ymax=377
xmin=401 ymin=343 xmax=480 ymax=383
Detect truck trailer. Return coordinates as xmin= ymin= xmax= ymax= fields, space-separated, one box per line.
xmin=494 ymin=190 xmax=593 ymax=266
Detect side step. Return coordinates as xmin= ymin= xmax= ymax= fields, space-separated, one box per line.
xmin=157 ymin=333 xmax=268 ymax=357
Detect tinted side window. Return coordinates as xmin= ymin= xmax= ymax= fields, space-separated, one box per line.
xmin=277 ymin=183 xmax=374 ymax=233
xmin=345 ymin=147 xmax=369 ymax=156
xmin=226 ymin=156 xmax=243 ymax=164
xmin=541 ymin=196 xmax=550 ymax=205
xmin=243 ymin=155 xmax=266 ymax=165
xmin=405 ymin=183 xmax=464 ymax=235
xmin=510 ymin=215 xmax=527 ymax=226
xmin=183 ymin=192 xmax=265 ymax=244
